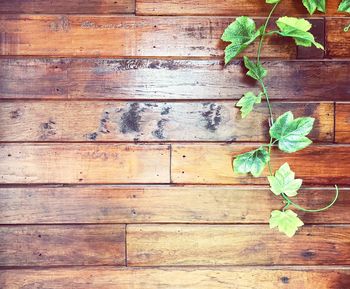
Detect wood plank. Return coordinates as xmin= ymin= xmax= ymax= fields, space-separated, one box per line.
xmin=0 ymin=15 xmax=296 ymax=58
xmin=136 ymin=0 xmax=342 ymax=16
xmin=171 ymin=144 xmax=350 ymax=185
xmin=0 ymin=186 xmax=348 ymax=224
xmin=0 ymin=144 xmax=170 ymax=184
xmin=0 ymin=101 xmax=333 ymax=142
xmin=127 ymin=224 xmax=350 ymax=266
xmin=1 ymin=58 xmax=349 ymax=101
xmin=1 ymin=267 xmax=350 ymax=289
xmin=326 ymin=17 xmax=350 ymax=58
xmin=0 ymin=0 xmax=134 ymax=14
xmin=297 ymin=18 xmax=324 ymax=59
xmin=336 ymin=103 xmax=350 ymax=143
xmin=0 ymin=225 xmax=125 ymax=266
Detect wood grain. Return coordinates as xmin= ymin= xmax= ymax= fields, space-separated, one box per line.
xmin=0 ymin=15 xmax=296 ymax=58
xmin=0 ymin=225 xmax=125 ymax=266
xmin=172 ymin=144 xmax=350 ymax=185
xmin=326 ymin=18 xmax=350 ymax=58
xmin=0 ymin=0 xmax=135 ymax=14
xmin=127 ymin=224 xmax=350 ymax=266
xmin=0 ymin=186 xmax=348 ymax=224
xmin=2 ymin=58 xmax=349 ymax=100
xmin=0 ymin=101 xmax=333 ymax=142
xmin=0 ymin=144 xmax=170 ymax=184
xmin=336 ymin=103 xmax=350 ymax=143
xmin=1 ymin=267 xmax=349 ymax=289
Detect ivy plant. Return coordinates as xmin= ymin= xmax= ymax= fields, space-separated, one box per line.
xmin=222 ymin=0 xmax=346 ymax=237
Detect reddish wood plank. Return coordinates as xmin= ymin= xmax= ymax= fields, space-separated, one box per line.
xmin=0 ymin=15 xmax=295 ymax=58
xmin=0 ymin=144 xmax=170 ymax=184
xmin=0 ymin=225 xmax=125 ymax=266
xmin=127 ymin=224 xmax=350 ymax=266
xmin=0 ymin=186 xmax=348 ymax=224
xmin=336 ymin=103 xmax=350 ymax=143
xmin=0 ymin=101 xmax=333 ymax=142
xmin=171 ymin=144 xmax=350 ymax=185
xmin=326 ymin=17 xmax=350 ymax=58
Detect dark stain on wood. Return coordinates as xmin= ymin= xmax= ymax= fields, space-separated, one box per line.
xmin=120 ymin=103 xmax=144 ymax=134
xmin=152 ymin=119 xmax=168 ymax=139
xmin=301 ymin=250 xmax=316 ymax=259
xmin=40 ymin=120 xmax=56 ymax=140
xmin=202 ymin=103 xmax=222 ymax=132
xmin=280 ymin=276 xmax=290 ymax=284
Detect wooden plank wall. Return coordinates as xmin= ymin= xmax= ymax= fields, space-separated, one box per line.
xmin=0 ymin=0 xmax=349 ymax=288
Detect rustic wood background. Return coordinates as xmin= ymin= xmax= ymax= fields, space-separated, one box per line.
xmin=0 ymin=0 xmax=350 ymax=288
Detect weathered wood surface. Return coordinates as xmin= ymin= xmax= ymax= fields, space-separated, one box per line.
xmin=0 ymin=144 xmax=170 ymax=184
xmin=336 ymin=103 xmax=350 ymax=143
xmin=326 ymin=18 xmax=350 ymax=58
xmin=0 ymin=0 xmax=135 ymax=14
xmin=0 ymin=225 xmax=125 ymax=266
xmin=127 ymin=224 xmax=350 ymax=266
xmin=2 ymin=58 xmax=349 ymax=101
xmin=0 ymin=186 xmax=348 ymax=224
xmin=0 ymin=101 xmax=333 ymax=142
xmin=1 ymin=267 xmax=349 ymax=289
xmin=172 ymin=144 xmax=350 ymax=185
xmin=0 ymin=15 xmax=296 ymax=58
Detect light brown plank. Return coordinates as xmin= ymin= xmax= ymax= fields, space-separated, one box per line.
xmin=336 ymin=103 xmax=350 ymax=143
xmin=171 ymin=144 xmax=350 ymax=185
xmin=0 ymin=101 xmax=333 ymax=142
xmin=0 ymin=15 xmax=295 ymax=58
xmin=0 ymin=0 xmax=134 ymax=14
xmin=326 ymin=17 xmax=350 ymax=58
xmin=1 ymin=267 xmax=350 ymax=289
xmin=0 ymin=225 xmax=125 ymax=266
xmin=0 ymin=144 xmax=170 ymax=184
xmin=127 ymin=224 xmax=350 ymax=266
xmin=0 ymin=186 xmax=348 ymax=224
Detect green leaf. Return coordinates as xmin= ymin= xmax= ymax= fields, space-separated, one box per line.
xmin=221 ymin=16 xmax=262 ymax=64
xmin=269 ymin=210 xmax=304 ymax=237
xmin=266 ymin=0 xmax=281 ymax=3
xmin=243 ymin=56 xmax=267 ymax=81
xmin=233 ymin=146 xmax=270 ymax=177
xmin=302 ymin=0 xmax=326 ymax=15
xmin=236 ymin=92 xmax=262 ymax=118
xmin=269 ymin=111 xmax=314 ymax=153
xmin=276 ymin=16 xmax=324 ymax=49
xmin=338 ymin=0 xmax=350 ymax=13
xmin=267 ymin=163 xmax=302 ymax=197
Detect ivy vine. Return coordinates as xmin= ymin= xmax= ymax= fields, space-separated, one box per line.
xmin=222 ymin=0 xmax=349 ymax=237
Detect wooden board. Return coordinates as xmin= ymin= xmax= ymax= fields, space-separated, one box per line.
xmin=0 ymin=186 xmax=348 ymax=224
xmin=0 ymin=225 xmax=125 ymax=266
xmin=336 ymin=103 xmax=350 ymax=143
xmin=127 ymin=224 xmax=350 ymax=266
xmin=1 ymin=267 xmax=349 ymax=289
xmin=136 ymin=0 xmax=342 ymax=16
xmin=0 ymin=0 xmax=134 ymax=14
xmin=0 ymin=101 xmax=333 ymax=142
xmin=326 ymin=18 xmax=350 ymax=58
xmin=171 ymin=144 xmax=350 ymax=185
xmin=0 ymin=144 xmax=170 ymax=184
xmin=1 ymin=58 xmax=349 ymax=101
xmin=0 ymin=15 xmax=296 ymax=58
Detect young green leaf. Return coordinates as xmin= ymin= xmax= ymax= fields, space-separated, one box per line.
xmin=221 ymin=16 xmax=262 ymax=64
xmin=236 ymin=92 xmax=262 ymax=118
xmin=269 ymin=210 xmax=304 ymax=237
xmin=269 ymin=111 xmax=314 ymax=153
xmin=302 ymin=0 xmax=326 ymax=15
xmin=276 ymin=16 xmax=324 ymax=49
xmin=338 ymin=0 xmax=350 ymax=13
xmin=243 ymin=56 xmax=267 ymax=81
xmin=266 ymin=0 xmax=280 ymax=3
xmin=268 ymin=163 xmax=302 ymax=197
xmin=233 ymin=146 xmax=270 ymax=177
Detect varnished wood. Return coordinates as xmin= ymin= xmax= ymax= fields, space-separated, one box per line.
xmin=336 ymin=103 xmax=350 ymax=143
xmin=0 ymin=186 xmax=348 ymax=224
xmin=172 ymin=144 xmax=350 ymax=185
xmin=1 ymin=58 xmax=349 ymax=100
xmin=0 ymin=144 xmax=170 ymax=184
xmin=326 ymin=18 xmax=350 ymax=58
xmin=0 ymin=101 xmax=333 ymax=142
xmin=1 ymin=267 xmax=349 ymax=289
xmin=0 ymin=225 xmax=125 ymax=266
xmin=0 ymin=15 xmax=296 ymax=58
xmin=127 ymin=224 xmax=350 ymax=266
